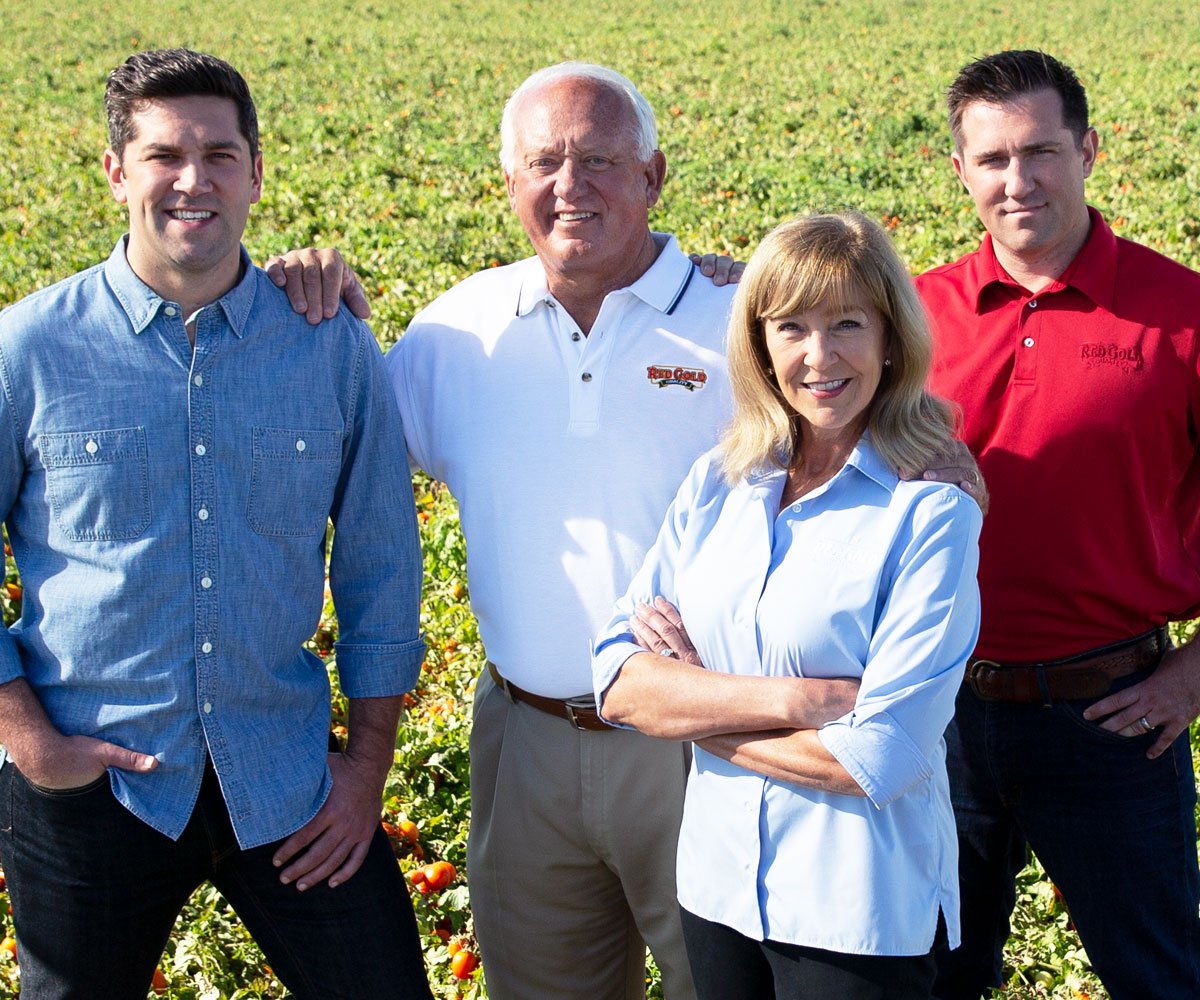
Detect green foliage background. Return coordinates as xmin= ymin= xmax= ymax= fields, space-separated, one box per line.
xmin=2 ymin=0 xmax=1200 ymax=997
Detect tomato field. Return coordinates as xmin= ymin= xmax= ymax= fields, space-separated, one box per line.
xmin=3 ymin=0 xmax=1200 ymax=996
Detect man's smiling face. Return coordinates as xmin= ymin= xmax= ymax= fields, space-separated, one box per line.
xmin=504 ymin=76 xmax=665 ymax=292
xmin=104 ymin=94 xmax=262 ymax=296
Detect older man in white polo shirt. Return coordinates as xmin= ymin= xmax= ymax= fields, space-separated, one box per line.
xmin=387 ymin=63 xmax=730 ymax=999
xmin=270 ymin=60 xmax=984 ymax=999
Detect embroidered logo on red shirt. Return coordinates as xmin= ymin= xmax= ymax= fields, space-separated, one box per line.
xmin=646 ymin=364 xmax=708 ymax=391
xmin=1080 ymin=343 xmax=1144 ymax=372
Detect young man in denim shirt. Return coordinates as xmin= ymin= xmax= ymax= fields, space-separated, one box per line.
xmin=0 ymin=49 xmax=431 ymax=1000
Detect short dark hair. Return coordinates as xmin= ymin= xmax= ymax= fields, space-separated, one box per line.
xmin=947 ymin=50 xmax=1089 ymax=149
xmin=105 ymin=48 xmax=259 ymax=160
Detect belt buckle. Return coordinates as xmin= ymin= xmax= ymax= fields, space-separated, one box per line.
xmin=966 ymin=658 xmax=1001 ymax=699
xmin=564 ymin=695 xmax=597 ymax=730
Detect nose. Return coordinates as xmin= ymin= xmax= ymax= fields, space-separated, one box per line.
xmin=552 ymin=156 xmax=587 ymax=199
xmin=174 ymin=158 xmax=213 ymax=196
xmin=1003 ymin=156 xmax=1035 ymax=199
xmin=803 ymin=329 xmax=837 ymax=367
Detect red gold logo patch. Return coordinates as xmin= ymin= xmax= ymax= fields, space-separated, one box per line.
xmin=1080 ymin=343 xmax=1143 ymax=372
xmin=646 ymin=364 xmax=708 ymax=392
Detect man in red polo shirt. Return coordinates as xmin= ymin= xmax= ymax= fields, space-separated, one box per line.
xmin=917 ymin=50 xmax=1200 ymax=1000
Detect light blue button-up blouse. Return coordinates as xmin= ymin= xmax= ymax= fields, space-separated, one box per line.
xmin=594 ymin=438 xmax=981 ymax=955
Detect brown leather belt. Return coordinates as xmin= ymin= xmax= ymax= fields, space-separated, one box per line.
xmin=965 ymin=628 xmax=1167 ymax=703
xmin=487 ymin=662 xmax=611 ymax=731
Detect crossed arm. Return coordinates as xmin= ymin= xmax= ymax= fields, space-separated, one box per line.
xmin=600 ymin=598 xmax=866 ymax=796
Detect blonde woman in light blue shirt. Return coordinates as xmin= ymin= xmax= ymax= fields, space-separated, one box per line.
xmin=593 ymin=212 xmax=982 ymax=1000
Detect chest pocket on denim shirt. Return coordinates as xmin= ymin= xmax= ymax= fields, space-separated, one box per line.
xmin=248 ymin=427 xmax=342 ymax=537
xmin=40 ymin=427 xmax=151 ymax=542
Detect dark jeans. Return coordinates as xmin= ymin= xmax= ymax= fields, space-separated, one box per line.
xmin=0 ymin=758 xmax=432 ymax=1000
xmin=680 ymin=906 xmax=937 ymax=1000
xmin=934 ymin=672 xmax=1200 ymax=1000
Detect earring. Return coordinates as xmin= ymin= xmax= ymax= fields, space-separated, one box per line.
xmin=883 ymin=359 xmax=892 ymax=367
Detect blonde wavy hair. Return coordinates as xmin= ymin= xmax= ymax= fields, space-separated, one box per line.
xmin=720 ymin=212 xmax=957 ymax=484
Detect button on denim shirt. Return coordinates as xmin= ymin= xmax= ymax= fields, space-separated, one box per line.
xmin=0 ymin=239 xmax=425 ymax=848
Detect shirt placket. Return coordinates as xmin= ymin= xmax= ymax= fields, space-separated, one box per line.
xmin=187 ymin=310 xmax=226 ymax=776
xmin=564 ymin=298 xmax=620 ymax=434
xmin=1013 ymin=292 xmax=1043 ymax=384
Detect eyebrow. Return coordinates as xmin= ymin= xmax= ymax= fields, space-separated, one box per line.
xmin=971 ymin=139 xmax=1065 ymax=160
xmin=141 ymin=140 xmax=244 ymax=153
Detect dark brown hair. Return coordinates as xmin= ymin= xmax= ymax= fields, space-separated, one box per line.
xmin=105 ymin=48 xmax=258 ymax=160
xmin=947 ymin=50 xmax=1088 ymax=149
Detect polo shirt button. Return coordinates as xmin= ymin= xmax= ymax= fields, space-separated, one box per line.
xmin=1029 ymin=299 xmax=1038 ymax=309
xmin=195 ymin=443 xmax=206 ymax=456
xmin=1023 ymin=337 xmax=1035 ymax=348
xmin=193 ymin=374 xmax=204 ymax=387
xmin=197 ymin=507 xmax=209 ymax=521
xmin=201 ymin=576 xmax=213 ymax=589
xmin=164 ymin=306 xmax=177 ymax=317
xmin=792 ymin=502 xmax=802 ymax=512
xmin=571 ymin=332 xmax=581 ymax=342
xmin=202 ymin=641 xmax=213 ymax=653
xmin=581 ymin=372 xmax=592 ymax=382
xmin=85 ymin=439 xmax=99 ymax=455
xmin=203 ymin=702 xmax=212 ymax=714
xmin=296 ymin=438 xmax=306 ymax=452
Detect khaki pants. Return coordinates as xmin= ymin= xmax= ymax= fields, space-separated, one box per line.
xmin=467 ymin=668 xmax=696 ymax=1000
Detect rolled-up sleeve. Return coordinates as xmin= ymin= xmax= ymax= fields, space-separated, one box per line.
xmin=819 ymin=489 xmax=981 ymax=808
xmin=329 ymin=321 xmax=426 ymax=697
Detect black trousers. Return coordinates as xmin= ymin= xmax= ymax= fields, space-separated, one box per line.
xmin=680 ymin=905 xmax=938 ymax=1000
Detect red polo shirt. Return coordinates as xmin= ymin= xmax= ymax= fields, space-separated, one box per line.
xmin=916 ymin=208 xmax=1200 ymax=661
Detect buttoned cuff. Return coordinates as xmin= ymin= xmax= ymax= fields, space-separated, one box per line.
xmin=818 ymin=710 xmax=933 ymax=808
xmin=333 ymin=636 xmax=427 ymax=697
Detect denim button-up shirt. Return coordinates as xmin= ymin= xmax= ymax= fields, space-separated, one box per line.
xmin=0 ymin=239 xmax=425 ymax=848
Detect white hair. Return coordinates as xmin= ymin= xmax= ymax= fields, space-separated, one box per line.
xmin=498 ymin=62 xmax=659 ymax=172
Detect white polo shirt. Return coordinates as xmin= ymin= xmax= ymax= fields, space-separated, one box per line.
xmin=387 ymin=235 xmax=734 ymax=697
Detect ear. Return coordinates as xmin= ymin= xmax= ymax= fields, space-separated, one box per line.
xmin=103 ymin=149 xmax=128 ymax=204
xmin=1079 ymin=126 xmax=1099 ymax=180
xmin=504 ymin=168 xmax=518 ymax=211
xmin=250 ymin=151 xmax=264 ymax=205
xmin=950 ymin=149 xmax=970 ymax=193
xmin=644 ymin=150 xmax=667 ymax=210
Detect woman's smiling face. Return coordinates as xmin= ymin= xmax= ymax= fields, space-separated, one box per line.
xmin=762 ymin=289 xmax=887 ymax=448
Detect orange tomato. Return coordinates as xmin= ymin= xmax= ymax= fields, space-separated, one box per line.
xmin=151 ymin=967 xmax=169 ymax=995
xmin=422 ymin=860 xmax=456 ymax=891
xmin=398 ymin=819 xmax=419 ymax=844
xmin=0 ymin=936 xmax=16 ymax=963
xmin=450 ymin=949 xmax=478 ymax=980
